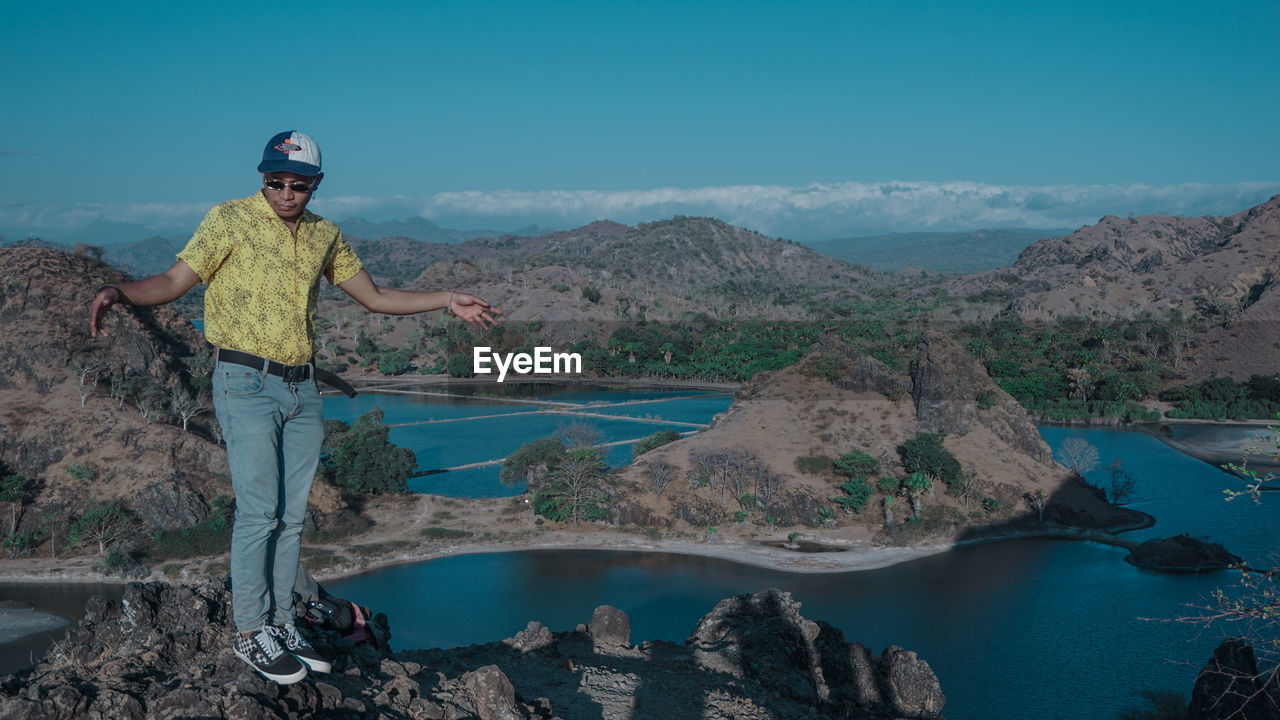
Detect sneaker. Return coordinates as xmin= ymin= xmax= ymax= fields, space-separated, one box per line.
xmin=233 ymin=628 xmax=308 ymax=684
xmin=270 ymin=622 xmax=331 ymax=674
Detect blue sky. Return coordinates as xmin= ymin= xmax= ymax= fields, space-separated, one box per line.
xmin=3 ymin=1 xmax=1278 ymax=241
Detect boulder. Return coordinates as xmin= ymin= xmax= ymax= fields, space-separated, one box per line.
xmin=587 ymin=605 xmax=630 ymax=648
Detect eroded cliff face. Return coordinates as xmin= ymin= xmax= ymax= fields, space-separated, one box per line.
xmin=0 ymin=581 xmax=947 ymax=720
xmin=911 ymin=330 xmax=1052 ymax=465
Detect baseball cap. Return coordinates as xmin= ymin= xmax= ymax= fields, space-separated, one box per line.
xmin=257 ymin=131 xmax=322 ymax=176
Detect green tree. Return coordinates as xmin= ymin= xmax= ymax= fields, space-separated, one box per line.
xmin=830 ymin=477 xmax=872 ymax=514
xmin=834 ymin=450 xmax=880 ymax=479
xmin=534 ymin=449 xmax=610 ymax=524
xmin=445 ymin=353 xmax=475 ymax=378
xmin=320 ymin=408 xmax=416 ymax=496
xmin=501 ymin=438 xmax=568 ymax=489
xmin=633 ymin=430 xmax=682 ymax=457
xmin=902 ymin=471 xmax=932 ymax=517
xmin=899 ymin=433 xmax=962 ymax=488
xmin=68 ymin=501 xmax=134 ymax=555
xmin=378 ymin=349 xmax=411 ymax=375
xmin=0 ymin=474 xmax=36 ymax=536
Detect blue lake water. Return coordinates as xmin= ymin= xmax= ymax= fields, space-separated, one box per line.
xmin=321 ymin=390 xmax=1280 ymax=720
xmin=322 ymin=384 xmax=733 ymax=497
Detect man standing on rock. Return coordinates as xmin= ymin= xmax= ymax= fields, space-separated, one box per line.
xmin=88 ymin=131 xmax=500 ymax=684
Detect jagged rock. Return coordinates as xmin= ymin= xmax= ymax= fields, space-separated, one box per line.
xmin=880 ymin=646 xmax=947 ymax=717
xmin=2 ymin=582 xmax=949 ymax=720
xmin=912 ymin=331 xmax=1053 ymax=464
xmin=1189 ymin=638 xmax=1280 ymax=720
xmin=846 ymin=641 xmax=886 ymax=707
xmin=687 ymin=589 xmax=829 ymax=704
xmin=686 ymin=588 xmax=945 ymax=717
xmin=587 ymin=605 xmax=630 ymax=648
xmin=434 ymin=665 xmax=528 ymax=720
xmin=134 ymin=474 xmax=211 ymax=532
xmin=504 ymin=621 xmax=556 ymax=653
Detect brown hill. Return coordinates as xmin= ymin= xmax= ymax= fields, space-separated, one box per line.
xmin=0 ymin=247 xmax=229 ymax=542
xmin=615 ymin=332 xmax=1133 ymax=543
xmin=945 ymin=195 xmax=1280 ymax=380
xmin=315 ymin=215 xmax=890 ymax=363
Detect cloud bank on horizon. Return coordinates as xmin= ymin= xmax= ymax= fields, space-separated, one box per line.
xmin=3 ymin=180 xmax=1276 ymax=243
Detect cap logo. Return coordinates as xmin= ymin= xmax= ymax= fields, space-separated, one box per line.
xmin=274 ymin=142 xmax=304 ymax=153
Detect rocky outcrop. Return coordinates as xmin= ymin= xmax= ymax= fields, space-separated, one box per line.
xmin=0 ymin=583 xmax=946 ymax=720
xmin=1125 ymin=534 xmax=1244 ymax=572
xmin=912 ymin=331 xmax=1052 ymax=464
xmin=1189 ymin=638 xmax=1280 ymax=720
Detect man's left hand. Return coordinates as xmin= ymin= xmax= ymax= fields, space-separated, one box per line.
xmin=450 ymin=293 xmax=502 ymax=331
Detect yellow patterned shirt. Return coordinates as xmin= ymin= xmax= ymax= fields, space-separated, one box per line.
xmin=177 ymin=191 xmax=363 ymax=365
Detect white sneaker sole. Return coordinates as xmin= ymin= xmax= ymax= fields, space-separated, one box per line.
xmin=292 ymin=653 xmax=331 ymax=674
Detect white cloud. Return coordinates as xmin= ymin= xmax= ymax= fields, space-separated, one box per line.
xmin=3 ymin=181 xmax=1276 ymax=243
xmin=417 ymin=180 xmax=1280 ymax=238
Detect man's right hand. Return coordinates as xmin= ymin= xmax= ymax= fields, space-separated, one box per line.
xmin=89 ymin=286 xmax=122 ymax=337
xmin=87 ymin=261 xmax=201 ymax=338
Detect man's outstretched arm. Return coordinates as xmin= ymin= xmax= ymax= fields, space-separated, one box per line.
xmin=89 ymin=260 xmax=201 ymax=337
xmin=338 ymin=269 xmax=501 ymax=331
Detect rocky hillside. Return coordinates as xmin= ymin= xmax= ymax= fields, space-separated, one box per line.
xmin=615 ymin=331 xmax=1135 ymax=541
xmin=945 ymin=195 xmax=1280 ymax=380
xmin=806 ymin=228 xmax=1066 ymax=274
xmin=0 ymin=581 xmax=948 ymax=720
xmin=0 ymin=247 xmax=229 ymax=541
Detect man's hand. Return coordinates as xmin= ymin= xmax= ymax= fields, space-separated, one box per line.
xmin=449 ymin=292 xmax=502 ymax=331
xmin=89 ymin=287 xmax=122 ymax=337
xmin=87 ymin=261 xmax=200 ymax=338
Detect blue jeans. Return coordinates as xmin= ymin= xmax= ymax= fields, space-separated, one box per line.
xmin=212 ymin=359 xmax=324 ymax=633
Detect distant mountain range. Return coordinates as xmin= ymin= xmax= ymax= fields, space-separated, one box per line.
xmin=803 ymin=228 xmax=1071 ymax=274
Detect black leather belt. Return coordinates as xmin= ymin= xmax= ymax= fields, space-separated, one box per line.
xmin=215 ymin=348 xmax=358 ymax=398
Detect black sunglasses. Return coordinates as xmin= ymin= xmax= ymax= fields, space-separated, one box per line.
xmin=263 ymin=179 xmax=314 ymax=193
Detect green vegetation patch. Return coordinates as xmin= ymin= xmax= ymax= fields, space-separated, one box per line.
xmin=421 ymin=526 xmax=474 ymax=540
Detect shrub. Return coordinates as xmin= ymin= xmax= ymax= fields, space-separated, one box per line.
xmin=877 ymin=476 xmax=900 ymax=495
xmin=445 ymin=353 xmax=475 ymax=378
xmin=834 ymin=451 xmax=880 ymax=479
xmin=581 ymin=285 xmax=602 ymax=303
xmin=551 ymin=283 xmax=571 ymax=293
xmin=982 ymin=497 xmax=1001 ymax=514
xmin=378 ymin=350 xmax=411 ymax=375
xmin=831 ymin=477 xmax=872 ymax=513
xmin=65 ymin=462 xmax=97 ymax=482
xmin=501 ymin=438 xmax=568 ymax=487
xmin=733 ymin=511 xmax=749 ymax=523
xmin=420 ymin=527 xmax=474 ymax=540
xmin=149 ymin=495 xmax=234 ymax=560
xmin=794 ymin=455 xmax=833 ymax=475
xmin=320 ymin=408 xmax=416 ymax=496
xmin=100 ymin=549 xmax=146 ymax=578
xmin=3 ymin=531 xmax=38 ymax=558
xmin=898 ymin=433 xmax=962 ymax=488
xmin=633 ymin=430 xmax=682 ymax=457
xmin=809 ymin=354 xmax=847 ymax=382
